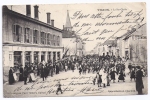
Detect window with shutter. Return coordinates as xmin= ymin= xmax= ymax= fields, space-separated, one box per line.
xmin=57 ymin=36 xmax=60 ymax=46
xmin=47 ymin=34 xmax=49 ymax=45
xmin=13 ymin=25 xmax=20 ymax=42
xmin=53 ymin=35 xmax=55 ymax=46
xmin=19 ymin=26 xmax=22 ymax=42
xmin=41 ymin=32 xmax=43 ymax=44
xmin=24 ymin=28 xmax=30 ymax=43
xmin=12 ymin=24 xmax=16 ymax=42
xmin=50 ymin=34 xmax=52 ymax=45
xmin=37 ymin=30 xmax=39 ymax=44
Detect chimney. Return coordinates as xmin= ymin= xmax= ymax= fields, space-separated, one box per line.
xmin=26 ymin=5 xmax=31 ymax=17
xmin=47 ymin=12 xmax=51 ymax=24
xmin=51 ymin=20 xmax=54 ymax=26
xmin=34 ymin=5 xmax=39 ymax=20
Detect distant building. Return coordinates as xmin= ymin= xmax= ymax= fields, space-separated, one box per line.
xmin=122 ymin=23 xmax=147 ymax=65
xmin=2 ymin=5 xmax=63 ymax=72
xmin=62 ymin=10 xmax=85 ymax=58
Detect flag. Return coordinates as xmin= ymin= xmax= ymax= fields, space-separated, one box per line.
xmin=62 ymin=48 xmax=69 ymax=59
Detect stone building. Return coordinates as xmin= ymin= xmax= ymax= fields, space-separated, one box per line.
xmin=62 ymin=10 xmax=85 ymax=58
xmin=2 ymin=5 xmax=63 ymax=72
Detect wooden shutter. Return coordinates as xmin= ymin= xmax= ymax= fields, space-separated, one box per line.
xmin=37 ymin=31 xmax=41 ymax=44
xmin=45 ymin=33 xmax=47 ymax=44
xmin=20 ymin=27 xmax=24 ymax=43
xmin=24 ymin=28 xmax=26 ymax=43
xmin=30 ymin=28 xmax=32 ymax=43
xmin=12 ymin=24 xmax=16 ymax=42
xmin=33 ymin=30 xmax=35 ymax=44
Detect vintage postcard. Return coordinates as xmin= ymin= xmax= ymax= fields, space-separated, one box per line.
xmin=2 ymin=2 xmax=147 ymax=98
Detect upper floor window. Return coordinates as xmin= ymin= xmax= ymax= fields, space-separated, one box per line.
xmin=57 ymin=36 xmax=60 ymax=46
xmin=33 ymin=30 xmax=38 ymax=44
xmin=47 ymin=34 xmax=51 ymax=45
xmin=24 ymin=28 xmax=30 ymax=43
xmin=13 ymin=24 xmax=22 ymax=42
xmin=40 ymin=32 xmax=46 ymax=44
xmin=53 ymin=35 xmax=55 ymax=46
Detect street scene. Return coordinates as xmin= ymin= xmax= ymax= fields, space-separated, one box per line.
xmin=2 ymin=3 xmax=147 ymax=97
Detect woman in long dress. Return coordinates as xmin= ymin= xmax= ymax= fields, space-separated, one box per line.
xmin=9 ymin=67 xmax=15 ymax=85
xmin=118 ymin=70 xmax=125 ymax=82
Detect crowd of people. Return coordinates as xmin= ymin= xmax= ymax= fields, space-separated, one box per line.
xmin=8 ymin=52 xmax=147 ymax=95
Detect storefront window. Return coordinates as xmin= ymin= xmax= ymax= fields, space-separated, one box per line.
xmin=25 ymin=51 xmax=31 ymax=66
xmin=14 ymin=51 xmax=22 ymax=67
xmin=41 ymin=52 xmax=45 ymax=62
xmin=34 ymin=52 xmax=38 ymax=64
xmin=48 ymin=52 xmax=51 ymax=62
xmin=53 ymin=52 xmax=56 ymax=62
xmin=57 ymin=52 xmax=60 ymax=60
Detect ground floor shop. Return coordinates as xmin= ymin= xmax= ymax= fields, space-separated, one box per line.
xmin=3 ymin=45 xmax=63 ymax=73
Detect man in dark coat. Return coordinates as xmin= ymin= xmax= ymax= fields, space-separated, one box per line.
xmin=105 ymin=52 xmax=110 ymax=61
xmin=136 ymin=66 xmax=144 ymax=95
xmin=23 ymin=67 xmax=28 ymax=85
xmin=71 ymin=63 xmax=75 ymax=72
xmin=56 ymin=63 xmax=59 ymax=74
xmin=41 ymin=65 xmax=47 ymax=81
xmin=19 ymin=65 xmax=24 ymax=81
xmin=128 ymin=63 xmax=132 ymax=74
xmin=116 ymin=62 xmax=121 ymax=74
xmin=9 ymin=67 xmax=15 ymax=85
xmin=110 ymin=68 xmax=117 ymax=83
xmin=130 ymin=67 xmax=136 ymax=81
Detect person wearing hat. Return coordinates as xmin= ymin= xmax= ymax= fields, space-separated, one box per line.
xmin=110 ymin=68 xmax=117 ymax=83
xmin=128 ymin=63 xmax=132 ymax=75
xmin=130 ymin=67 xmax=136 ymax=81
xmin=23 ymin=67 xmax=28 ymax=85
xmin=95 ymin=72 xmax=102 ymax=87
xmin=118 ymin=69 xmax=125 ymax=82
xmin=9 ymin=67 xmax=15 ymax=85
xmin=19 ymin=65 xmax=24 ymax=81
xmin=135 ymin=66 xmax=144 ymax=95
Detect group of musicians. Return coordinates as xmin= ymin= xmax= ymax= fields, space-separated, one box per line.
xmin=8 ymin=52 xmax=146 ymax=95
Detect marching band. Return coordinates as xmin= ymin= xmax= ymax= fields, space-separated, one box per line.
xmin=8 ymin=52 xmax=147 ymax=95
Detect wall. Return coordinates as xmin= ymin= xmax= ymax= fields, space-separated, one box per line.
xmin=3 ymin=13 xmax=62 ymax=46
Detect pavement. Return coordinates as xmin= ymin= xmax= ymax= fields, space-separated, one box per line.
xmin=3 ymin=68 xmax=148 ymax=98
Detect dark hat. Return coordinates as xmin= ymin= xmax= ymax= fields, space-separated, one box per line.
xmin=136 ymin=66 xmax=141 ymax=69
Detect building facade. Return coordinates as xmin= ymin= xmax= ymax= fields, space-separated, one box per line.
xmin=3 ymin=5 xmax=63 ymax=72
xmin=62 ymin=10 xmax=85 ymax=57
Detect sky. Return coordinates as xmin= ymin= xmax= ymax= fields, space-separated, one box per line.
xmin=7 ymin=3 xmax=146 ymax=52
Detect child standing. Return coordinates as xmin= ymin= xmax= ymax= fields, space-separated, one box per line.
xmin=56 ymin=81 xmax=63 ymax=95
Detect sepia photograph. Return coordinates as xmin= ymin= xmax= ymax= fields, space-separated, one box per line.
xmin=2 ymin=2 xmax=148 ymax=98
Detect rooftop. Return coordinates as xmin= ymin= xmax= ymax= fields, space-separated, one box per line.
xmin=3 ymin=6 xmax=62 ymax=33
